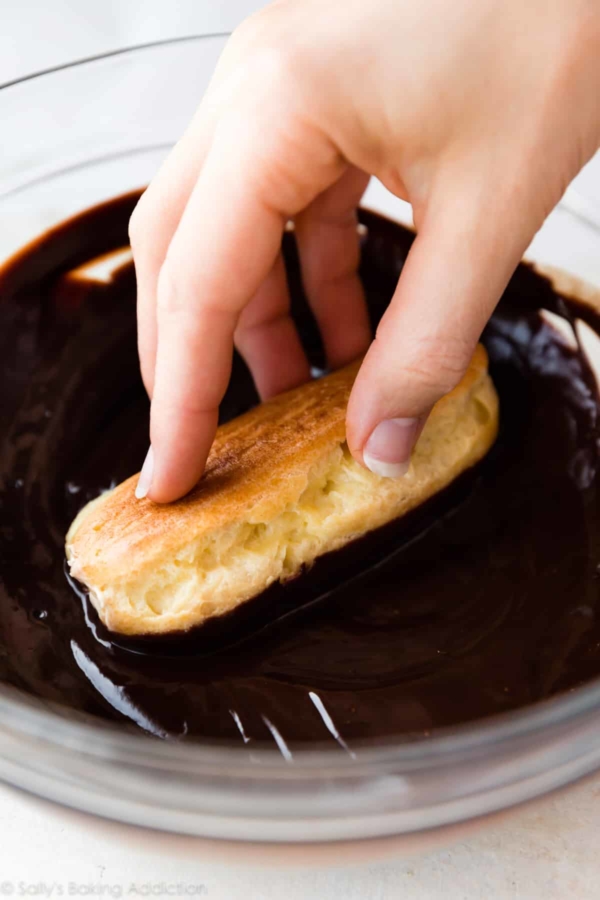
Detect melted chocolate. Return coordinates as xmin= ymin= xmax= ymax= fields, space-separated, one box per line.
xmin=1 ymin=192 xmax=600 ymax=749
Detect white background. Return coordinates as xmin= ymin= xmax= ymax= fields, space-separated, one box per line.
xmin=1 ymin=2 xmax=600 ymax=898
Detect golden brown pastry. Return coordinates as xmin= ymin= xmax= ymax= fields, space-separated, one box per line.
xmin=66 ymin=346 xmax=498 ymax=636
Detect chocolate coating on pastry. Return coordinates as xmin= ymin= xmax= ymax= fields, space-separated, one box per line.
xmin=66 ymin=347 xmax=497 ymax=635
xmin=1 ymin=193 xmax=600 ymax=747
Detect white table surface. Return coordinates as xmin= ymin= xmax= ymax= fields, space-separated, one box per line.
xmin=2 ymin=3 xmax=600 ymax=897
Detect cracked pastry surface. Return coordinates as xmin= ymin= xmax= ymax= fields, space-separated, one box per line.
xmin=66 ymin=346 xmax=499 ymax=636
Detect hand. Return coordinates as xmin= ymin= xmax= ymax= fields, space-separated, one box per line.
xmin=129 ymin=0 xmax=600 ymax=502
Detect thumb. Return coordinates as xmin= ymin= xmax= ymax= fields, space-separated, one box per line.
xmin=346 ymin=194 xmax=530 ymax=476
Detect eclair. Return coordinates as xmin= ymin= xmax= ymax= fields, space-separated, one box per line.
xmin=66 ymin=346 xmax=499 ymax=636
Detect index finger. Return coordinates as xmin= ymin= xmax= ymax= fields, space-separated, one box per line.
xmin=146 ymin=136 xmax=284 ymax=503
xmin=144 ymin=101 xmax=345 ymax=503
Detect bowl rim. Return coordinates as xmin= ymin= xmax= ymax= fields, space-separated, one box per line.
xmin=0 ymin=33 xmax=231 ymax=93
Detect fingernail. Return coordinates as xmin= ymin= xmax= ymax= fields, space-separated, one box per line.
xmin=135 ymin=445 xmax=154 ymax=499
xmin=363 ymin=418 xmax=420 ymax=478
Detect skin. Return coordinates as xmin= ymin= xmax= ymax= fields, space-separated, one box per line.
xmin=129 ymin=0 xmax=600 ymax=503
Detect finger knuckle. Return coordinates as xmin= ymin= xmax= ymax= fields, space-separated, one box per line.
xmin=378 ymin=329 xmax=471 ymax=397
xmin=159 ymin=395 xmax=209 ymax=420
xmin=154 ymin=379 xmax=222 ymax=420
xmin=408 ymin=342 xmax=470 ymax=396
xmin=229 ymin=8 xmax=272 ymax=53
xmin=128 ymin=196 xmax=149 ymax=249
xmin=229 ymin=4 xmax=292 ymax=59
xmin=229 ymin=13 xmax=303 ymax=94
xmin=253 ymin=43 xmax=299 ymax=87
xmin=236 ymin=308 xmax=288 ymax=340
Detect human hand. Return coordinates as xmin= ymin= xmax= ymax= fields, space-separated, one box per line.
xmin=129 ymin=0 xmax=600 ymax=502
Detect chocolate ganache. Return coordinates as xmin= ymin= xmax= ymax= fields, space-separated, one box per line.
xmin=1 ymin=191 xmax=600 ymax=748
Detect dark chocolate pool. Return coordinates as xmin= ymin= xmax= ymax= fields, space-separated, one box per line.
xmin=1 ymin=192 xmax=600 ymax=750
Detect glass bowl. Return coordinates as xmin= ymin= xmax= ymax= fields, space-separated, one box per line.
xmin=1 ymin=36 xmax=600 ymax=853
